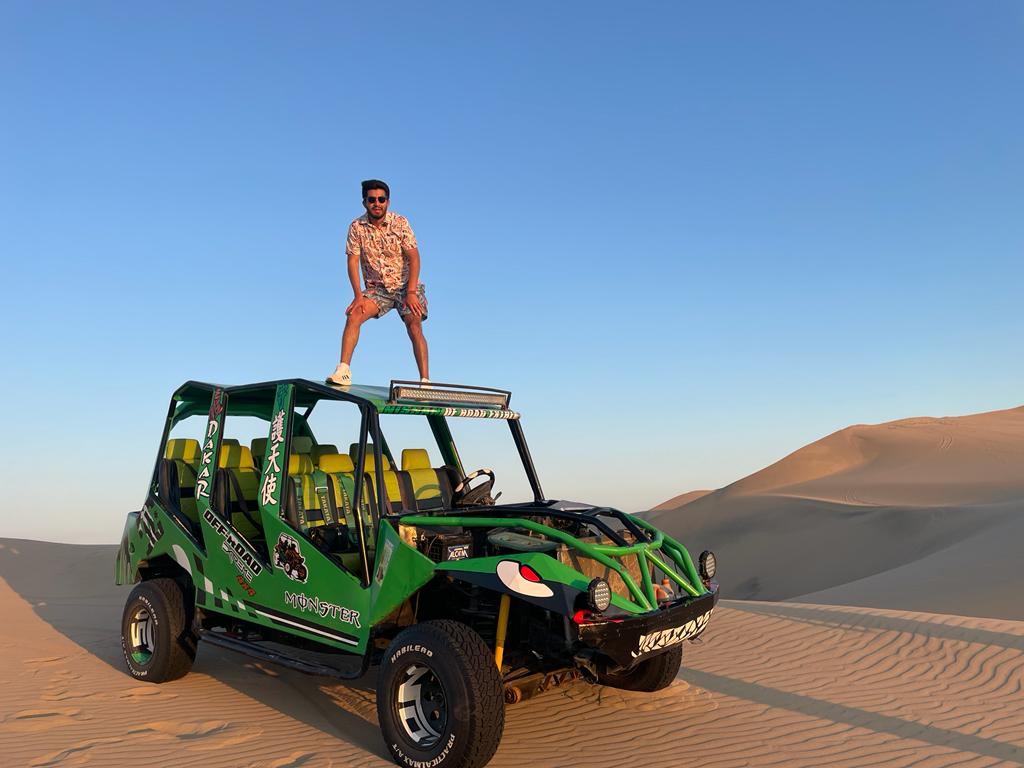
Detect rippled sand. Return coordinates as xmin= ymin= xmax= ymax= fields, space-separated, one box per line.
xmin=1 ymin=542 xmax=1020 ymax=767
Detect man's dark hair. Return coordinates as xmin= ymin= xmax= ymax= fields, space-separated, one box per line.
xmin=361 ymin=179 xmax=390 ymax=199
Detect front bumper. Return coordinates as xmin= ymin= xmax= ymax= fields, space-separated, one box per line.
xmin=576 ymin=585 xmax=718 ymax=668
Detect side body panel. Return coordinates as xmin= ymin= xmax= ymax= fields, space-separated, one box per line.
xmin=197 ymin=384 xmax=372 ymax=653
xmin=368 ymin=521 xmax=437 ymax=626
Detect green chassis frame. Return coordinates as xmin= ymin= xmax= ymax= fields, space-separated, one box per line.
xmin=116 ymin=378 xmax=711 ymax=662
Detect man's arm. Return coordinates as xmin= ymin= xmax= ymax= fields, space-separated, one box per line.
xmin=404 ymin=246 xmax=424 ymax=318
xmin=345 ymin=251 xmax=365 ymax=315
xmin=345 ymin=225 xmax=365 ymax=316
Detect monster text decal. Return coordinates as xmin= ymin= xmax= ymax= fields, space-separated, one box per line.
xmin=196 ymin=388 xmax=224 ymax=502
xmin=260 ymin=408 xmax=286 ymax=508
xmin=631 ymin=608 xmax=714 ymax=659
xmin=203 ymin=509 xmax=264 ymax=582
xmin=284 ymin=591 xmax=361 ymax=627
xmin=274 ymin=532 xmax=308 ymax=583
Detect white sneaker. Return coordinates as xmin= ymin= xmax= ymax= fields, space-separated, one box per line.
xmin=420 ymin=377 xmax=431 ymax=386
xmin=327 ymin=363 xmax=352 ymax=386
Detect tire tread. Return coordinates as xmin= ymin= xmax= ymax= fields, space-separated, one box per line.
xmin=599 ymin=644 xmax=682 ymax=692
xmin=121 ymin=577 xmax=195 ymax=683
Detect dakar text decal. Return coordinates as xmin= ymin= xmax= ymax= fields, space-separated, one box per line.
xmin=274 ymin=533 xmax=308 ymax=583
xmin=284 ymin=591 xmax=361 ymax=628
xmin=260 ymin=408 xmax=286 ymax=508
xmin=196 ymin=388 xmax=224 ymax=501
xmin=203 ymin=508 xmax=264 ymax=581
xmin=631 ymin=608 xmax=713 ymax=659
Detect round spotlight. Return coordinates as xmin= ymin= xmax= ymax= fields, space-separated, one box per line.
xmin=698 ymin=550 xmax=717 ymax=581
xmin=588 ymin=578 xmax=612 ymax=612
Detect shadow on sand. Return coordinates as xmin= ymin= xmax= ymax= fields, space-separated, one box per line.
xmin=0 ymin=538 xmax=388 ymax=761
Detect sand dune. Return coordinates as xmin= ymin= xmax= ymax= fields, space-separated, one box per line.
xmin=651 ymin=489 xmax=712 ymax=511
xmin=1 ymin=540 xmax=1022 ymax=767
xmin=647 ymin=405 xmax=1024 ymax=618
xmin=719 ymin=405 xmax=1024 ymax=507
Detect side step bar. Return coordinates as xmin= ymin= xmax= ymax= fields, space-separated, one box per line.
xmin=199 ymin=630 xmax=370 ymax=679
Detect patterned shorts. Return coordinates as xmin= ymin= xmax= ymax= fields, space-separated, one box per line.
xmin=364 ymin=282 xmax=428 ymax=321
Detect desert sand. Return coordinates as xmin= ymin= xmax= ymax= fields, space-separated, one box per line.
xmin=2 ymin=405 xmax=1022 ymax=766
xmin=1 ymin=538 xmax=1022 ymax=767
xmin=646 ymin=405 xmax=1024 ymax=620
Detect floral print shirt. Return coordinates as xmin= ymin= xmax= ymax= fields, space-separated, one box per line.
xmin=345 ymin=211 xmax=419 ymax=292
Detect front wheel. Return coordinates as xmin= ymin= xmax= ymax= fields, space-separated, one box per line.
xmin=598 ymin=644 xmax=683 ymax=692
xmin=120 ymin=578 xmax=196 ymax=683
xmin=377 ymin=620 xmax=505 ymax=768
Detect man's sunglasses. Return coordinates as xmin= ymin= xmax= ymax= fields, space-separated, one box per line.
xmin=364 ymin=196 xmax=388 ymax=204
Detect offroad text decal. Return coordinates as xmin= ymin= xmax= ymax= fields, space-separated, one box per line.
xmin=283 ymin=591 xmax=361 ymax=627
xmin=631 ymin=608 xmax=713 ymax=659
xmin=202 ymin=508 xmax=264 ymax=581
xmin=260 ymin=409 xmax=286 ymax=507
xmin=196 ymin=388 xmax=224 ymax=501
xmin=274 ymin=533 xmax=308 ymax=583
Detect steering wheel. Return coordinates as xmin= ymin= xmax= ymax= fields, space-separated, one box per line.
xmin=452 ymin=468 xmax=496 ymax=507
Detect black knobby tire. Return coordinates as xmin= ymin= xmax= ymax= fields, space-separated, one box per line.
xmin=120 ymin=578 xmax=196 ymax=683
xmin=377 ymin=620 xmax=505 ymax=768
xmin=598 ymin=644 xmax=683 ymax=692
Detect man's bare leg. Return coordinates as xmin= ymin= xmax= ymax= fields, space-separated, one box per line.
xmin=339 ymin=300 xmax=379 ymax=365
xmin=404 ymin=316 xmax=430 ymax=379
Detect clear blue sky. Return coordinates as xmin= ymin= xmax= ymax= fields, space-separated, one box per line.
xmin=2 ymin=2 xmax=1022 ymax=542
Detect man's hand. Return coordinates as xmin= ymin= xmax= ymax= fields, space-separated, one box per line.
xmin=348 ymin=296 xmax=376 ymax=317
xmin=404 ymin=290 xmax=424 ymax=319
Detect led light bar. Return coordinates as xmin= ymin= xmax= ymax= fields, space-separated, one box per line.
xmin=389 ymin=380 xmax=511 ymax=409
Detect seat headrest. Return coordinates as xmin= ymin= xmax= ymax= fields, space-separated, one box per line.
xmin=312 ymin=443 xmax=339 ymax=461
xmin=292 ymin=435 xmax=313 ymax=454
xmin=222 ymin=438 xmax=240 ymax=447
xmin=251 ymin=437 xmax=268 ymax=460
xmin=320 ymin=453 xmax=354 ymax=474
xmin=219 ymin=444 xmax=255 ymax=470
xmin=288 ymin=453 xmax=314 ymax=475
xmin=363 ymin=454 xmax=391 ymax=472
xmin=166 ymin=438 xmax=201 ymax=461
xmin=402 ymin=448 xmax=432 ymax=470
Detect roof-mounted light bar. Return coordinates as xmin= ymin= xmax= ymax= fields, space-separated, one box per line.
xmin=389 ymin=380 xmax=511 ymax=409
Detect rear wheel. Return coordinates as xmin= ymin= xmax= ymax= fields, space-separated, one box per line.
xmin=120 ymin=578 xmax=196 ymax=683
xmin=377 ymin=620 xmax=504 ymax=768
xmin=598 ymin=644 xmax=682 ymax=692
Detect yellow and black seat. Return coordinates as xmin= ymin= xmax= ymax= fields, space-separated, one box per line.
xmin=214 ymin=444 xmax=263 ymax=541
xmin=317 ymin=453 xmax=377 ymax=573
xmin=285 ymin=453 xmax=334 ymax=533
xmin=160 ymin=438 xmax=202 ymax=523
xmin=250 ymin=437 xmax=267 ymax=471
xmin=401 ymin=448 xmax=456 ymax=511
xmin=312 ymin=443 xmax=339 ymax=465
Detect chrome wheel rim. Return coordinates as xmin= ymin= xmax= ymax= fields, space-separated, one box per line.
xmin=128 ymin=606 xmax=155 ymax=664
xmin=395 ymin=663 xmax=448 ymax=747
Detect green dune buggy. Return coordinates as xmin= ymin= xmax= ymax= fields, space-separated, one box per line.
xmin=116 ymin=379 xmax=718 ymax=768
